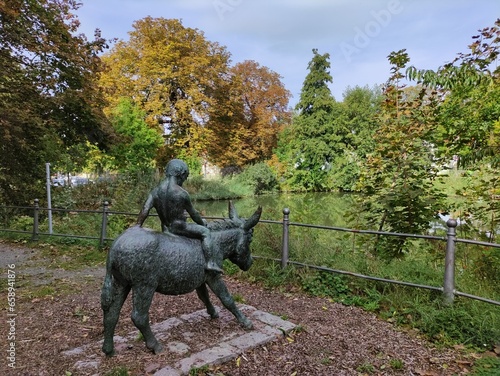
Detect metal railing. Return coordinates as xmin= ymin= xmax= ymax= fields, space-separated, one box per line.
xmin=1 ymin=200 xmax=499 ymax=306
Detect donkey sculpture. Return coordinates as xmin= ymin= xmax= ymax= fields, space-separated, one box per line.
xmin=101 ymin=201 xmax=262 ymax=356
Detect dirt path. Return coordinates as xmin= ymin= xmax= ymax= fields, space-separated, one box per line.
xmin=0 ymin=240 xmax=482 ymax=375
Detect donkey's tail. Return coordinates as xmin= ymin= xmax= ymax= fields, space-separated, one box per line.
xmin=100 ymin=252 xmax=114 ymax=311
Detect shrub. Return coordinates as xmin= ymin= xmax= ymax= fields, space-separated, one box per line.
xmin=470 ymin=356 xmax=500 ymax=375
xmin=237 ymin=162 xmax=278 ymax=195
xmin=301 ymin=271 xmax=351 ymax=299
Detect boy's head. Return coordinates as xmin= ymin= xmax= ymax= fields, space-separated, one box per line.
xmin=165 ymin=159 xmax=189 ymax=182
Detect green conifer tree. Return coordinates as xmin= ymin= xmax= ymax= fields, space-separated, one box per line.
xmin=278 ymin=49 xmax=342 ymax=191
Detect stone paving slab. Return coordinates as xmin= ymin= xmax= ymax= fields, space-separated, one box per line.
xmin=63 ymin=304 xmax=296 ymax=375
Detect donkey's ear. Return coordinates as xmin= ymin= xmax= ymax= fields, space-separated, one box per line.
xmin=243 ymin=206 xmax=262 ymax=231
xmin=228 ymin=200 xmax=238 ymax=220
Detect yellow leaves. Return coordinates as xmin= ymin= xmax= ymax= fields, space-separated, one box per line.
xmin=100 ymin=17 xmax=232 ymax=159
xmin=235 ymin=354 xmax=248 ymax=367
xmin=488 ymin=119 xmax=500 ymax=147
xmin=283 ymin=328 xmax=298 ymax=344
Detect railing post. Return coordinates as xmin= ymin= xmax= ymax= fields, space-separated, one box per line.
xmin=32 ymin=199 xmax=39 ymax=241
xmin=99 ymin=201 xmax=109 ymax=248
xmin=281 ymin=208 xmax=290 ymax=269
xmin=443 ymin=218 xmax=458 ymax=305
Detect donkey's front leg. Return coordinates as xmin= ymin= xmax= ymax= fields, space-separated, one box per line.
xmin=206 ymin=275 xmax=253 ymax=329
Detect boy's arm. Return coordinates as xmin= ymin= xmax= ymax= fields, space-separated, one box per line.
xmin=184 ymin=196 xmax=206 ymax=226
xmin=136 ymin=194 xmax=154 ymax=227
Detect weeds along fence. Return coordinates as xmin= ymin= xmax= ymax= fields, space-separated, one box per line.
xmin=1 ymin=199 xmax=499 ymax=307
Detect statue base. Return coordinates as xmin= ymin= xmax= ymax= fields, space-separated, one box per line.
xmin=63 ymin=304 xmax=296 ymax=375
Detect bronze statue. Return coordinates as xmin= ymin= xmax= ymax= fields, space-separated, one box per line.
xmin=136 ymin=159 xmax=222 ymax=273
xmin=101 ymin=201 xmax=262 ymax=356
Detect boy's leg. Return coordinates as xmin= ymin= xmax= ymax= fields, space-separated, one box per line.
xmin=202 ymin=236 xmax=223 ymax=274
xmin=181 ymin=223 xmax=223 ymax=274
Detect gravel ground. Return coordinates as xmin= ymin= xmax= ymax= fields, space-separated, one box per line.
xmin=0 ymin=240 xmax=490 ymax=375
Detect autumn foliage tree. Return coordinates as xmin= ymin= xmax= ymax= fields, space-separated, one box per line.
xmin=207 ymin=60 xmax=291 ymax=168
xmin=0 ymin=0 xmax=113 ymax=204
xmin=99 ymin=18 xmax=232 ymax=166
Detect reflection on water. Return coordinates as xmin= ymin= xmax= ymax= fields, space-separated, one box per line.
xmin=194 ymin=192 xmax=359 ymax=227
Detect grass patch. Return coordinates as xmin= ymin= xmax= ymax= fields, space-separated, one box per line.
xmin=356 ymin=362 xmax=375 ymax=373
xmin=37 ymin=243 xmax=106 ymax=270
xmin=186 ymin=175 xmax=253 ymax=201
xmin=231 ymin=293 xmax=246 ymax=304
xmin=104 ymin=367 xmax=130 ymax=376
xmin=24 ymin=285 xmax=55 ymax=299
xmin=188 ymin=365 xmax=211 ymax=375
xmin=470 ymin=356 xmax=500 ymax=375
xmin=389 ymin=358 xmax=404 ymax=370
xmin=17 ymin=279 xmax=80 ymax=300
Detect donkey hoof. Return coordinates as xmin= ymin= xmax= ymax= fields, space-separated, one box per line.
xmin=241 ymin=320 xmax=253 ymax=330
xmin=102 ymin=346 xmax=115 ymax=357
xmin=151 ymin=343 xmax=164 ymax=354
xmin=208 ymin=309 xmax=219 ymax=319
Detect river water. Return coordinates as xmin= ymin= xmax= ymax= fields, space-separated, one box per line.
xmin=195 ymin=192 xmax=360 ymax=227
xmin=195 ymin=192 xmax=456 ymax=235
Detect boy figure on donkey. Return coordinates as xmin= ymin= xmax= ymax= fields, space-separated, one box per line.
xmin=136 ymin=159 xmax=223 ymax=274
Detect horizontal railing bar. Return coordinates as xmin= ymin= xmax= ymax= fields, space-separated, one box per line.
xmin=454 ymin=290 xmax=500 ymax=306
xmin=35 ymin=232 xmax=100 ymax=240
xmin=455 ymin=238 xmax=500 ymax=248
xmin=288 ymin=221 xmax=446 ymax=241
xmin=0 ymin=229 xmax=31 ymax=234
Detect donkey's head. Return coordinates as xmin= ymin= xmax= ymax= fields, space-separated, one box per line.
xmin=225 ymin=201 xmax=262 ymax=271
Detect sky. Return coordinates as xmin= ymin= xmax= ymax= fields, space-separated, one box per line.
xmin=74 ymin=0 xmax=499 ymax=107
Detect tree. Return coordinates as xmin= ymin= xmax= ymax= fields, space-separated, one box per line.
xmin=99 ymin=17 xmax=231 ymax=166
xmin=406 ymin=18 xmax=500 ymax=166
xmin=207 ymin=60 xmax=291 ymax=168
xmin=406 ymin=20 xmax=500 ymax=246
xmin=324 ymin=85 xmax=382 ymax=191
xmin=357 ymin=50 xmax=444 ymax=259
xmin=341 ymin=85 xmax=382 ymax=157
xmin=0 ymin=0 xmax=113 ymax=204
xmin=407 ymin=19 xmax=500 ymax=244
xmin=275 ymin=49 xmax=342 ymax=191
xmin=106 ymin=98 xmax=164 ymax=174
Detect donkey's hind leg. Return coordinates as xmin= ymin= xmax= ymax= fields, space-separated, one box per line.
xmin=131 ymin=285 xmax=163 ymax=354
xmin=101 ymin=277 xmax=130 ymax=356
xmin=196 ymin=283 xmax=219 ymax=318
